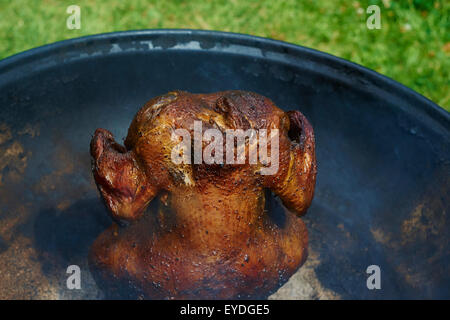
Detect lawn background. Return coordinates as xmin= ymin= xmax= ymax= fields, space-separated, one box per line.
xmin=0 ymin=0 xmax=448 ymax=110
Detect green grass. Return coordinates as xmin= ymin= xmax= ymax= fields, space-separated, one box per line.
xmin=0 ymin=0 xmax=449 ymax=110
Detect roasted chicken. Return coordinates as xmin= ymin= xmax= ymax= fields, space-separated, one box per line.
xmin=89 ymin=90 xmax=316 ymax=299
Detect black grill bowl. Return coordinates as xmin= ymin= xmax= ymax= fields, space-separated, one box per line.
xmin=0 ymin=30 xmax=448 ymax=299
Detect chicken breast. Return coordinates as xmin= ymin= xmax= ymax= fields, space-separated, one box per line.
xmin=89 ymin=90 xmax=316 ymax=299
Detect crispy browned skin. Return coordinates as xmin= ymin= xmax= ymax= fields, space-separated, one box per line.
xmin=89 ymin=90 xmax=316 ymax=299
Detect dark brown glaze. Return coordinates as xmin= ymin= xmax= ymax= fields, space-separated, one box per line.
xmin=89 ymin=90 xmax=317 ymax=299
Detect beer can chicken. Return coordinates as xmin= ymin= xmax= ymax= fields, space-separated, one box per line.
xmin=89 ymin=90 xmax=317 ymax=299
